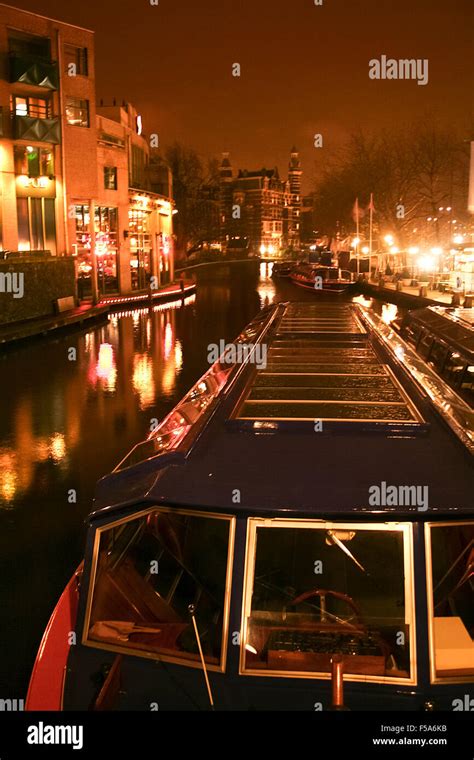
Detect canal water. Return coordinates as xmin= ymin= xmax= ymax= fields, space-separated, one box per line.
xmin=0 ymin=262 xmax=400 ymax=698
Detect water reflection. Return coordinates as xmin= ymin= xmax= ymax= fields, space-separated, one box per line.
xmin=0 ymin=298 xmax=196 ymax=511
xmin=258 ymin=262 xmax=277 ymax=307
xmin=352 ymin=294 xmax=373 ymax=309
xmin=382 ymin=303 xmax=399 ymax=325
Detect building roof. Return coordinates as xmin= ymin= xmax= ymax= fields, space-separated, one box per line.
xmin=0 ymin=2 xmax=95 ymax=33
xmin=238 ymin=168 xmax=279 ymax=180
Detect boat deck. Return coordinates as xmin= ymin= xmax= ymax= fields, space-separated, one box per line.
xmin=93 ymin=303 xmax=474 ymax=518
xmin=236 ymin=304 xmax=422 ymax=425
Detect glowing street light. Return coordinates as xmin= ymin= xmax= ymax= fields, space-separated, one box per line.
xmin=361 ymin=246 xmax=370 ymax=255
xmin=418 ymin=255 xmax=437 ymax=272
xmin=352 ymin=237 xmax=361 ymax=248
xmin=384 ymin=234 xmax=394 ymax=246
xmin=408 ymin=246 xmax=419 ymax=255
xmin=453 ymin=234 xmax=464 ymax=245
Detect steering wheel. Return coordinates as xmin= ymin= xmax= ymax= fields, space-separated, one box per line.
xmin=289 ymin=589 xmax=365 ymax=631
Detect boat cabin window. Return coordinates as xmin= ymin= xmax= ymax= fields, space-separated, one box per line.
xmin=426 ymin=522 xmax=474 ymax=682
xmin=427 ymin=340 xmax=449 ymax=374
xmin=83 ymin=508 xmax=234 ymax=670
xmin=241 ymin=521 xmax=414 ymax=683
xmin=418 ymin=329 xmax=434 ymax=360
xmin=404 ymin=321 xmax=423 ymax=348
xmin=442 ymin=351 xmax=468 ymax=389
xmin=459 ymin=365 xmax=474 ymax=406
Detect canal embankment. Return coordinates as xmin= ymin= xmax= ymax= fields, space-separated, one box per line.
xmin=0 ymin=280 xmax=196 ymax=348
xmin=360 ymin=278 xmax=473 ymax=309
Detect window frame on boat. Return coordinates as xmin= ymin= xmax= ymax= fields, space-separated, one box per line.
xmin=425 ymin=521 xmax=474 ymax=685
xmin=81 ymin=506 xmax=236 ymax=673
xmin=239 ymin=518 xmax=417 ymax=686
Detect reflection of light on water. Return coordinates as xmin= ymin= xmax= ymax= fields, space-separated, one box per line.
xmin=164 ymin=323 xmax=173 ymax=360
xmin=35 ymin=438 xmax=50 ymax=462
xmin=175 ymin=340 xmax=183 ymax=372
xmin=382 ymin=303 xmax=398 ymax=325
xmin=96 ymin=343 xmax=117 ymax=391
xmin=112 ymin=295 xmax=196 ymax=320
xmin=161 ymin=362 xmax=176 ymax=396
xmin=0 ymin=452 xmax=17 ymax=504
xmin=50 ymin=433 xmax=66 ymax=462
xmin=258 ymin=262 xmax=276 ymax=307
xmin=352 ymin=295 xmax=373 ymax=308
xmin=133 ymin=354 xmax=155 ymax=409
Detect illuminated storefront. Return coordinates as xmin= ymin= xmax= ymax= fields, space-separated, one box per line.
xmin=452 ymin=249 xmax=474 ymax=292
xmin=15 ymin=152 xmax=57 ymax=254
xmin=129 ymin=202 xmax=151 ymax=291
xmin=75 ymin=204 xmax=118 ymax=294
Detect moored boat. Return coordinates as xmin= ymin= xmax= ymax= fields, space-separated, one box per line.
xmin=26 ymin=302 xmax=474 ymax=711
xmin=396 ymin=306 xmax=474 ymax=408
xmin=291 ymin=264 xmax=353 ymax=293
xmin=271 ymin=261 xmax=294 ymax=278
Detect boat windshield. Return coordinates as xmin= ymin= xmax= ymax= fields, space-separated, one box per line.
xmin=426 ymin=522 xmax=474 ymax=682
xmin=241 ymin=520 xmax=415 ymax=682
xmin=84 ymin=508 xmax=234 ymax=670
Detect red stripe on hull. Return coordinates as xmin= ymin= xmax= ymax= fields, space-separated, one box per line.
xmin=25 ymin=567 xmax=81 ymax=711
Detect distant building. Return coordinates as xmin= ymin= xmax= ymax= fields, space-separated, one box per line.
xmin=93 ymin=102 xmax=175 ymax=293
xmin=0 ymin=4 xmax=174 ymax=297
xmin=218 ymin=149 xmax=302 ymax=256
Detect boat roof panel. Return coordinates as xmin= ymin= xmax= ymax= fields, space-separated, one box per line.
xmin=92 ymin=303 xmax=474 ymax=519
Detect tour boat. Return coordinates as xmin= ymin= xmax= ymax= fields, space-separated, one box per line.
xmin=26 ymin=302 xmax=474 ymax=711
xmin=290 ymin=264 xmax=353 ymax=294
xmin=396 ymin=306 xmax=474 ymax=409
xmin=271 ymin=262 xmax=294 ymax=278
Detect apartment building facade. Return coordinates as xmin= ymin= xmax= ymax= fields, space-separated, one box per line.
xmin=218 ymin=149 xmax=302 ymax=255
xmin=0 ymin=4 xmax=174 ymax=296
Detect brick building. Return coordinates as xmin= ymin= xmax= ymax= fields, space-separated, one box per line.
xmin=0 ymin=3 xmax=174 ymax=297
xmin=218 ymin=148 xmax=302 ymax=256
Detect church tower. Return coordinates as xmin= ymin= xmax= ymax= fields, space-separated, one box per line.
xmin=219 ymin=153 xmax=234 ymax=246
xmin=288 ymin=147 xmax=302 ymax=251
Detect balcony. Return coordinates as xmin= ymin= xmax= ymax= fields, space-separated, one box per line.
xmin=14 ymin=115 xmax=60 ymax=144
xmin=9 ymin=53 xmax=59 ymax=90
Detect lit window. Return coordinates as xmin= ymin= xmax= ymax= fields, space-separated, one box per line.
xmin=15 ymin=97 xmax=27 ymax=116
xmin=14 ymin=146 xmax=54 ymax=177
xmin=104 ymin=167 xmax=118 ymax=191
xmin=12 ymin=96 xmax=50 ymax=119
xmin=241 ymin=520 xmax=415 ymax=682
xmin=65 ymin=97 xmax=89 ymax=127
xmin=426 ymin=523 xmax=474 ymax=681
xmin=84 ymin=508 xmax=235 ymax=670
